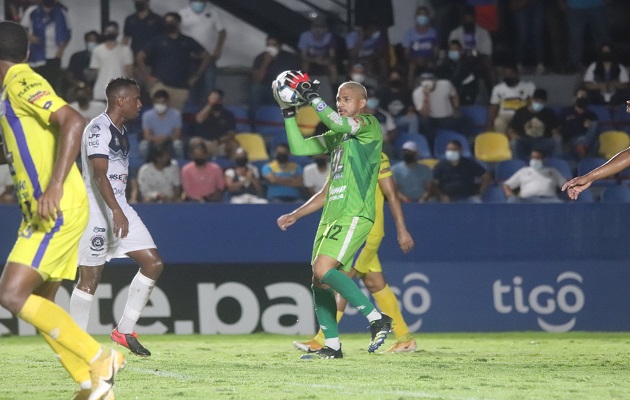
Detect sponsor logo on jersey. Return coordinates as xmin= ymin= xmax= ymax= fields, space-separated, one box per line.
xmin=108 ymin=173 xmax=128 ymax=184
xmin=27 ymin=90 xmax=50 ymax=104
xmin=327 ymin=111 xmax=343 ymax=125
xmin=316 ymin=102 xmax=327 ymax=112
xmin=93 ymin=226 xmax=106 ymax=233
xmin=17 ymin=82 xmax=43 ymax=98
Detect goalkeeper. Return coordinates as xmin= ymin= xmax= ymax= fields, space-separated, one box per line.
xmin=273 ymin=71 xmax=392 ymax=358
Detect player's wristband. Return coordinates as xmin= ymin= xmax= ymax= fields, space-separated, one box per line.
xmin=282 ymin=107 xmax=296 ymax=119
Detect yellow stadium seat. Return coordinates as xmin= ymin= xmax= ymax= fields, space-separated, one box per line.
xmin=235 ymin=133 xmax=270 ymax=162
xmin=598 ymin=130 xmax=630 ymax=159
xmin=418 ymin=158 xmax=439 ymax=169
xmin=295 ymin=106 xmax=321 ymax=136
xmin=474 ymin=132 xmax=512 ymax=162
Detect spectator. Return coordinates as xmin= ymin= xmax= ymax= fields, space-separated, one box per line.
xmin=439 ymin=39 xmax=479 ymax=105
xmin=345 ymin=23 xmax=389 ymax=84
xmin=122 ymin=0 xmax=163 ymax=56
xmin=179 ymin=0 xmax=227 ymax=111
xmin=224 ymin=148 xmax=267 ymax=204
xmin=583 ymin=44 xmax=629 ymax=106
xmin=503 ymin=149 xmax=566 ymax=203
xmin=192 ymin=89 xmax=239 ymax=159
xmin=402 ymin=6 xmax=439 ymax=88
xmin=412 ymin=71 xmax=463 ymax=144
xmin=136 ymin=12 xmax=210 ymax=111
xmin=21 ymin=0 xmax=71 ymax=91
xmin=448 ymin=6 xmax=495 ymax=93
xmin=347 ymin=63 xmax=379 ymax=92
xmin=140 ymin=90 xmax=184 ymax=160
xmin=64 ymin=30 xmax=99 ymax=94
xmin=0 ymin=164 xmax=16 ymax=204
xmin=511 ymin=0 xmax=545 ymax=75
xmin=90 ymin=21 xmax=133 ymax=103
xmin=303 ymin=154 xmax=330 ymax=196
xmin=137 ymin=144 xmax=182 ymax=202
xmin=563 ymin=0 xmax=609 ymax=72
xmin=428 ymin=0 xmax=464 ymax=48
xmin=424 ymin=140 xmax=491 ymax=203
xmin=262 ymin=143 xmax=304 ymax=203
xmin=298 ymin=15 xmax=338 ymax=102
xmin=558 ymin=88 xmax=599 ymax=159
xmin=68 ymin=86 xmax=104 ymax=123
xmin=181 ymin=141 xmax=226 ymax=202
xmin=391 ymin=141 xmax=433 ymax=202
xmin=486 ymin=65 xmax=535 ymax=133
xmin=377 ymin=68 xmax=419 ymax=135
xmin=365 ymin=86 xmax=398 ymax=159
xmin=507 ymin=88 xmax=562 ymax=161
xmin=248 ymin=35 xmax=300 ymax=129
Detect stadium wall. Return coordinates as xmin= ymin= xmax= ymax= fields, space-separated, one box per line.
xmin=1 ymin=203 xmax=629 ymax=335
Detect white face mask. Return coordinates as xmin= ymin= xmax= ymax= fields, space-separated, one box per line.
xmin=445 ymin=150 xmax=460 ymax=162
xmin=530 ymin=159 xmax=543 ymax=170
xmin=350 ymin=73 xmax=366 ymax=83
xmin=153 ymin=103 xmax=168 ymax=114
xmin=265 ymin=46 xmax=279 ymax=57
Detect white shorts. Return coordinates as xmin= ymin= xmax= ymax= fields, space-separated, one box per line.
xmin=78 ymin=203 xmax=156 ymax=266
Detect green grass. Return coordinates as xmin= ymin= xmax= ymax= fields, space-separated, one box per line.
xmin=2 ymin=332 xmax=630 ymax=399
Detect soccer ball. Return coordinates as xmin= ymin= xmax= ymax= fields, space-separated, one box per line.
xmin=274 ymin=70 xmax=306 ymax=106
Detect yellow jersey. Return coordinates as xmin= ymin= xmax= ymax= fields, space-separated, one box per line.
xmin=371 ymin=152 xmax=392 ymax=237
xmin=0 ymin=64 xmax=86 ymax=220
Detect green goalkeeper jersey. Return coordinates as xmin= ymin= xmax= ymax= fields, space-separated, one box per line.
xmin=285 ymin=98 xmax=383 ymax=223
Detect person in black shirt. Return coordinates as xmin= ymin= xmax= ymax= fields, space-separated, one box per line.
xmin=122 ymin=0 xmax=163 ymax=56
xmin=64 ymin=30 xmax=99 ymax=96
xmin=558 ymin=89 xmax=599 ymax=159
xmin=192 ymin=88 xmax=239 ymax=158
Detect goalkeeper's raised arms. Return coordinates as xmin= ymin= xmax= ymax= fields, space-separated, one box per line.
xmin=285 ymin=71 xmax=321 ymax=103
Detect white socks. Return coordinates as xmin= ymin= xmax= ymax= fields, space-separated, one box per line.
xmin=69 ymin=287 xmax=94 ymax=331
xmin=117 ymin=271 xmax=156 ymax=334
xmin=324 ymin=338 xmax=341 ymax=351
xmin=366 ymin=309 xmax=382 ymax=323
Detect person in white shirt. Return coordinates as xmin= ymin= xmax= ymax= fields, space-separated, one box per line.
xmin=90 ymin=22 xmax=133 ymax=102
xmin=137 ymin=144 xmax=182 ymax=202
xmin=179 ymin=0 xmax=226 ymax=111
xmin=503 ymin=149 xmax=566 ymax=203
xmin=303 ymin=154 xmax=330 ymax=196
xmin=486 ymin=65 xmax=535 ymax=133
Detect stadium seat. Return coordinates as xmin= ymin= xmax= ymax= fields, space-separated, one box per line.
xmin=563 ymin=188 xmax=595 ymax=203
xmin=295 ymin=106 xmax=321 ymax=136
xmin=433 ymin=130 xmax=472 ymax=159
xmin=460 ymin=104 xmax=487 ymax=135
xmin=254 ymin=105 xmax=284 ymax=134
xmin=544 ymin=157 xmax=573 ymax=180
xmin=474 ymin=132 xmax=512 ymax=163
xmin=587 ymin=105 xmax=614 ymax=131
xmin=577 ymin=157 xmax=617 ymax=186
xmin=481 ymin=184 xmax=508 ymax=203
xmin=495 ymin=159 xmax=526 ymax=182
xmin=597 ymin=130 xmax=630 ymax=160
xmin=224 ymin=104 xmax=250 ymax=132
xmin=395 ymin=133 xmax=433 ymax=159
xmin=418 ymin=158 xmax=439 ymax=169
xmin=613 ymin=103 xmax=630 ymax=134
xmin=601 ymin=186 xmax=630 ymax=203
xmin=235 ymin=133 xmax=270 ymax=162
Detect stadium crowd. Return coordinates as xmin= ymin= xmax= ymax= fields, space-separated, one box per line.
xmin=2 ymin=0 xmax=630 ymax=205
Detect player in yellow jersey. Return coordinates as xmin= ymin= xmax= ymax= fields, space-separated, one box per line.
xmin=279 ymin=152 xmax=417 ymax=353
xmin=0 ymin=22 xmax=123 ymax=400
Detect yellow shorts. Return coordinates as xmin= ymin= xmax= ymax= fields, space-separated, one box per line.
xmin=353 ymin=231 xmax=384 ymax=275
xmin=7 ymin=204 xmax=88 ymax=281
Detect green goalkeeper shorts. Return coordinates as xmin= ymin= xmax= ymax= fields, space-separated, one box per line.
xmin=311 ymin=216 xmax=373 ymax=272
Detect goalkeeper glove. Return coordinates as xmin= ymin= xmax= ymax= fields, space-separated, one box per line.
xmin=286 ymin=71 xmax=321 ymax=103
xmin=271 ymin=80 xmax=297 ymax=118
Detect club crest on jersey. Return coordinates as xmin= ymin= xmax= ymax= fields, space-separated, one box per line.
xmin=90 ymin=235 xmax=105 ymax=251
xmin=90 ymin=124 xmax=101 ymax=133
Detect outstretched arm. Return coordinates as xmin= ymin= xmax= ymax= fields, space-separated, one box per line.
xmin=277 ymin=180 xmax=328 ymax=231
xmin=379 ymin=176 xmax=414 ymax=253
xmin=563 ymin=148 xmax=630 ymax=199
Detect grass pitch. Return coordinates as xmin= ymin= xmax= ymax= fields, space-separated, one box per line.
xmin=1 ymin=332 xmax=629 ymax=399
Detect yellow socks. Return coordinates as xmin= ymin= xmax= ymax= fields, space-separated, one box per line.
xmin=18 ymin=295 xmax=102 ymax=364
xmin=373 ymin=285 xmax=411 ymax=341
xmin=41 ymin=331 xmax=91 ymax=387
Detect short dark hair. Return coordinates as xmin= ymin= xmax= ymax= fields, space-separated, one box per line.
xmin=84 ymin=30 xmax=100 ymax=42
xmin=152 ymin=89 xmax=169 ymax=100
xmin=210 ymin=88 xmax=224 ymax=99
xmin=276 ymin=143 xmax=290 ymax=152
xmin=448 ymin=140 xmax=462 ymax=149
xmin=105 ymin=77 xmax=138 ymax=100
xmin=533 ymin=88 xmax=548 ymax=101
xmin=0 ymin=21 xmax=28 ymax=63
xmin=164 ymin=12 xmax=182 ymax=23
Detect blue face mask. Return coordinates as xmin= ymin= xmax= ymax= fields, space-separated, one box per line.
xmin=531 ymin=102 xmax=544 ymax=113
xmin=190 ymin=1 xmax=206 ymax=13
xmin=447 ymin=50 xmax=460 ymax=61
xmin=366 ymin=98 xmax=380 ymax=109
xmin=416 ymin=15 xmax=430 ymax=26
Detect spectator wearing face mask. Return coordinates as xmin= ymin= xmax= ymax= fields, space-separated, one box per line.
xmin=140 ymin=90 xmax=184 ymax=160
xmin=391 ymin=141 xmax=432 ymax=203
xmin=486 ymin=64 xmax=535 ymax=133
xmin=507 ymin=88 xmax=561 ymax=161
xmin=65 ymin=30 xmax=100 ymax=94
xmin=424 ymin=140 xmax=491 ymax=203
xmin=558 ymin=88 xmax=599 ymax=159
xmin=90 ymin=21 xmax=134 ymax=103
xmin=303 ymin=154 xmax=330 ymax=197
xmin=181 ymin=141 xmax=226 ymax=202
xmin=583 ymin=44 xmax=629 ymax=106
xmin=345 ymin=23 xmax=389 ymax=84
xmin=262 ymin=143 xmax=304 ymax=203
xmin=364 ymin=86 xmax=398 ymax=159
xmin=224 ymin=148 xmax=267 ymax=204
xmin=137 ymin=143 xmax=182 ymax=202
xmin=68 ymin=86 xmax=104 ymax=122
xmin=402 ymin=6 xmax=439 ymax=88
xmin=193 ymin=88 xmax=239 ymax=159
xmin=503 ymin=149 xmax=565 ymax=203
xmin=297 ymin=16 xmax=338 ymax=102
xmin=439 ymin=39 xmax=479 ymax=106
xmin=377 ymin=68 xmax=419 ymax=135
xmin=122 ymin=0 xmax=163 ymax=56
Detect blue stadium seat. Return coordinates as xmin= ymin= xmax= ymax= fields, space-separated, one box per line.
xmin=460 ymin=104 xmax=487 ymax=135
xmin=433 ymin=129 xmax=472 ymax=159
xmin=224 ymin=104 xmax=250 ymax=132
xmin=481 ymin=185 xmax=508 ymax=203
xmin=577 ymin=157 xmax=617 ymax=186
xmin=254 ymin=105 xmax=284 ymax=129
xmin=587 ymin=105 xmax=614 ymax=131
xmin=601 ymin=186 xmax=630 ymax=203
xmin=395 ymin=133 xmax=432 ymax=159
xmin=544 ymin=157 xmax=573 ymax=180
xmin=563 ymin=188 xmax=594 ymax=203
xmin=495 ymin=159 xmax=526 ymax=183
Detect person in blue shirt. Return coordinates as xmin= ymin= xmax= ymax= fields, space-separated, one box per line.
xmin=140 ymin=90 xmax=184 ymax=159
xmin=402 ymin=6 xmax=439 ymax=88
xmin=262 ymin=143 xmax=304 ymax=202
